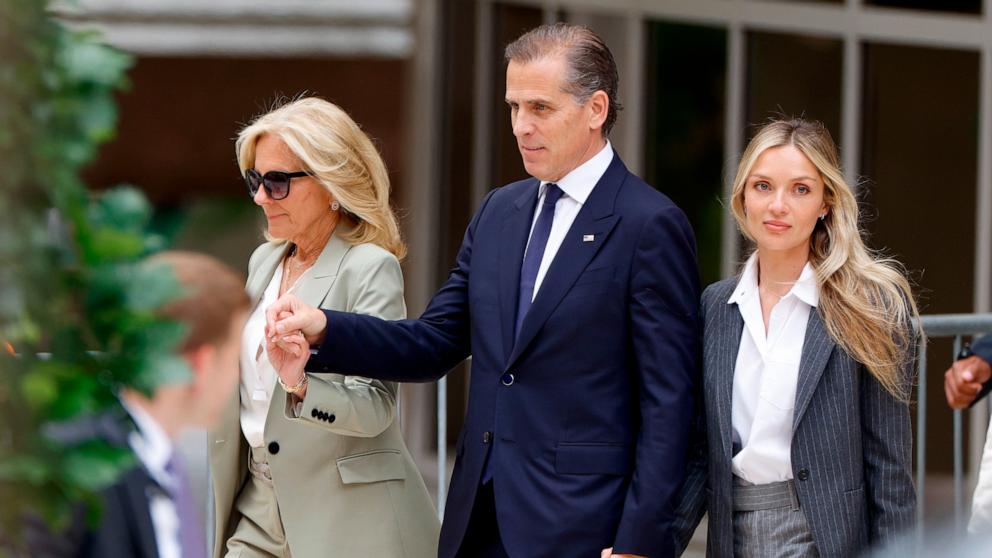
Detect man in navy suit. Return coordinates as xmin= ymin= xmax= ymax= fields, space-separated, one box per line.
xmin=266 ymin=23 xmax=700 ymax=558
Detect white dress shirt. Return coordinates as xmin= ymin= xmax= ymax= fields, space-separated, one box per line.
xmin=969 ymin=414 xmax=992 ymax=532
xmin=526 ymin=141 xmax=613 ymax=300
xmin=239 ymin=262 xmax=284 ymax=448
xmin=123 ymin=401 xmax=181 ymax=558
xmin=727 ymin=253 xmax=818 ymax=485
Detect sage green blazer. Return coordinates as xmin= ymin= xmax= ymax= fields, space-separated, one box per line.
xmin=209 ymin=231 xmax=440 ymax=558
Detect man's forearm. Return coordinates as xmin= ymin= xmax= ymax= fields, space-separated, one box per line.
xmin=305 ymin=309 xmax=469 ymax=382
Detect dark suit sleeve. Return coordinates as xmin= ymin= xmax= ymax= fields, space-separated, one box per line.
xmin=670 ymin=289 xmax=714 ymax=554
xmin=306 ymin=189 xmax=498 ymax=382
xmin=970 ymin=334 xmax=992 ymax=406
xmin=861 ymin=325 xmax=917 ymax=546
xmin=612 ymin=206 xmax=701 ymax=558
xmin=670 ymin=400 xmax=708 ymax=554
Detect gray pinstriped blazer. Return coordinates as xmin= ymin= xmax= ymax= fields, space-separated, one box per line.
xmin=672 ymin=277 xmax=916 ymax=557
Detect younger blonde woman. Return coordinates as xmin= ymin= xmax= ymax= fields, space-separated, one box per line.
xmin=673 ymin=119 xmax=918 ymax=557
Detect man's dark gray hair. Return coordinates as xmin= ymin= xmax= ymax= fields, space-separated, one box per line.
xmin=505 ymin=22 xmax=622 ymax=137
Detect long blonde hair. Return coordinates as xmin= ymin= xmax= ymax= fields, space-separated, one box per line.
xmin=730 ymin=119 xmax=920 ymax=401
xmin=236 ymin=96 xmax=406 ymax=259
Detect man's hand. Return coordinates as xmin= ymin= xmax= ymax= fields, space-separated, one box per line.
xmin=266 ymin=311 xmax=310 ymax=399
xmin=266 ymin=293 xmax=328 ymax=347
xmin=945 ymin=355 xmax=992 ymax=409
xmin=600 ymin=548 xmax=646 ymax=558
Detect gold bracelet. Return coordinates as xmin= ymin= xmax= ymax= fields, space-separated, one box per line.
xmin=278 ymin=373 xmax=309 ymax=394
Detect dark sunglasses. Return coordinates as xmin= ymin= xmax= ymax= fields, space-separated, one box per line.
xmin=244 ymin=168 xmax=311 ymax=200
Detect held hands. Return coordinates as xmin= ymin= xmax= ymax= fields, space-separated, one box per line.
xmin=944 ymin=355 xmax=992 ymax=409
xmin=266 ymin=310 xmax=311 ymax=399
xmin=265 ymin=293 xmax=328 ymax=347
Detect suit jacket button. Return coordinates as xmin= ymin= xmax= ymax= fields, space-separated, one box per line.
xmin=311 ymin=408 xmax=319 ymax=418
xmin=483 ymin=431 xmax=492 ymax=444
xmin=268 ymin=441 xmax=280 ymax=455
xmin=327 ymin=414 xmax=336 ymax=423
xmin=500 ymin=373 xmax=515 ymax=386
xmin=797 ymin=468 xmax=809 ymax=481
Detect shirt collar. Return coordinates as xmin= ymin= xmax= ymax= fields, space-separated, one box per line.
xmin=121 ymin=398 xmax=175 ymax=483
xmin=728 ymin=253 xmax=759 ymax=305
xmin=727 ymin=252 xmax=819 ymax=307
xmin=792 ymin=262 xmax=819 ymax=307
xmin=539 ymin=140 xmax=613 ymax=204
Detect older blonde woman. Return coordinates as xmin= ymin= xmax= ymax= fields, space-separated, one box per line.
xmin=209 ymin=97 xmax=439 ymax=558
xmin=673 ymin=119 xmax=918 ymax=557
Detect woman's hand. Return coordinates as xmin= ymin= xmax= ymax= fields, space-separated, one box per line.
xmin=266 ymin=311 xmax=311 ymax=399
xmin=266 ymin=293 xmax=328 ymax=346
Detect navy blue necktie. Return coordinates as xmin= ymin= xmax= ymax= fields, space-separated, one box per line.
xmin=515 ymin=183 xmax=563 ymax=338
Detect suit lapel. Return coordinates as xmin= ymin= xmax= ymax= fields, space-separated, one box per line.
xmin=248 ymin=231 xmax=351 ymax=311
xmin=246 ymin=244 xmax=291 ymax=307
xmin=291 ymin=232 xmax=351 ymax=309
xmin=122 ymin=467 xmax=163 ymax=558
xmin=792 ymin=308 xmax=835 ymax=430
xmin=262 ymin=232 xmax=350 ymax=433
xmin=497 ymin=182 xmax=540 ymax=364
xmin=716 ymin=293 xmax=743 ymax=460
xmin=506 ymin=155 xmax=625 ymax=368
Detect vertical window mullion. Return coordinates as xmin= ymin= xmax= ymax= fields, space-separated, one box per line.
xmin=841 ymin=33 xmax=862 ymax=190
xmin=471 ymin=0 xmax=494 ymax=209
xmin=721 ymin=21 xmax=745 ymax=277
xmin=968 ymin=36 xmax=992 ymax=503
xmin=625 ymin=11 xmax=646 ymax=177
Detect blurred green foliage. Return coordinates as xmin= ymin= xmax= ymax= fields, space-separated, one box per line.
xmin=0 ymin=0 xmax=184 ymax=551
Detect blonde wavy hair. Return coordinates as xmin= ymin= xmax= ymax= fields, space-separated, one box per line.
xmin=730 ymin=119 xmax=920 ymax=401
xmin=236 ymin=96 xmax=406 ymax=259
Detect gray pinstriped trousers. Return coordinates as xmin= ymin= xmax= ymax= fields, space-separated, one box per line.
xmin=732 ymin=478 xmax=820 ymax=557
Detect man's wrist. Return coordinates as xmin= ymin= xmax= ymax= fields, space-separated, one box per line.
xmin=304 ymin=309 xmax=328 ymax=346
xmin=306 ymin=331 xmax=326 ymax=347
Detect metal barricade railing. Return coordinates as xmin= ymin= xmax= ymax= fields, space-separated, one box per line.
xmin=917 ymin=313 xmax=992 ymax=534
xmin=436 ymin=373 xmax=447 ymax=519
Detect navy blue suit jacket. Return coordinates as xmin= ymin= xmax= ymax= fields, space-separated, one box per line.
xmin=307 ymin=154 xmax=701 ymax=557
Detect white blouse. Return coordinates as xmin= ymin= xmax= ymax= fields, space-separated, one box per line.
xmin=238 ymin=262 xmax=285 ymax=449
xmin=727 ymin=253 xmax=818 ymax=485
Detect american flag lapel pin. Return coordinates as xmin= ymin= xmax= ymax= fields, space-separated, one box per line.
xmin=583 ymin=234 xmax=595 ymax=242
